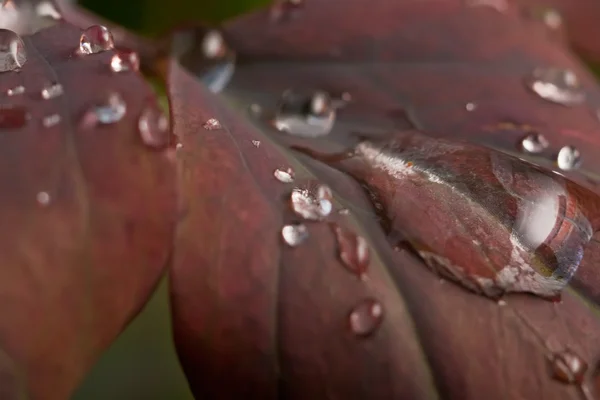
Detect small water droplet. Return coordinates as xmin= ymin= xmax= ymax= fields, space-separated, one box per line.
xmin=290 ymin=183 xmax=333 ymax=220
xmin=466 ymin=0 xmax=508 ymax=13
xmin=281 ymin=224 xmax=308 ymax=247
xmin=79 ymin=25 xmax=114 ymax=55
xmin=465 ymin=102 xmax=477 ymax=111
xmin=349 ymin=299 xmax=384 ymax=337
xmin=138 ymin=106 xmax=170 ymax=149
xmin=0 ymin=105 xmax=27 ymax=129
xmin=42 ymin=113 xmax=60 ymax=127
xmin=252 ymin=140 xmax=261 ymax=147
xmin=36 ymin=191 xmax=50 ymax=206
xmin=526 ymin=67 xmax=584 ymax=106
xmin=203 ymin=118 xmax=222 ymax=130
xmin=520 ymin=133 xmax=549 ymax=154
xmin=0 ymin=29 xmax=26 ymax=72
xmin=331 ymin=223 xmax=370 ymax=278
xmin=274 ymin=168 xmax=294 ymax=183
xmin=249 ymin=103 xmax=262 ymax=116
xmin=274 ymin=90 xmax=336 ymax=137
xmin=92 ymin=93 xmax=126 ymax=125
xmin=110 ymin=49 xmax=139 ymax=73
xmin=41 ymin=83 xmax=63 ymax=100
xmin=497 ymin=299 xmax=507 ymax=306
xmin=176 ymin=143 xmax=183 ymax=150
xmin=35 ymin=1 xmax=61 ymax=20
xmin=339 ymin=208 xmax=350 ymax=215
xmin=550 ymin=349 xmax=587 ymax=384
xmin=557 ymin=145 xmax=581 ymax=171
xmin=6 ymin=85 xmax=23 ymax=96
xmin=542 ymin=8 xmax=562 ymax=30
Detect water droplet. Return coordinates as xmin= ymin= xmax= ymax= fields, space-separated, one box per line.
xmin=110 ymin=49 xmax=139 ymax=73
xmin=252 ymin=140 xmax=261 ymax=148
xmin=274 ymin=168 xmax=294 ymax=183
xmin=35 ymin=1 xmax=61 ymax=20
xmin=293 ymin=131 xmax=600 ymax=299
xmin=466 ymin=0 xmax=508 ymax=13
xmin=465 ymin=102 xmax=477 ymax=111
xmin=41 ymin=83 xmax=63 ymax=100
xmin=526 ymin=67 xmax=584 ymax=106
xmin=282 ymin=224 xmax=308 ymax=247
xmin=176 ymin=143 xmax=183 ymax=151
xmin=0 ymin=105 xmax=27 ymax=129
xmin=92 ymin=93 xmax=126 ymax=125
xmin=6 ymin=85 xmax=23 ymax=96
xmin=550 ymin=349 xmax=587 ymax=384
xmin=557 ymin=145 xmax=581 ymax=171
xmin=270 ymin=0 xmax=304 ymax=21
xmin=42 ymin=113 xmax=60 ymax=127
xmin=249 ymin=103 xmax=262 ymax=116
xmin=520 ymin=133 xmax=549 ymax=154
xmin=203 ymin=118 xmax=222 ymax=130
xmin=138 ymin=106 xmax=170 ymax=149
xmin=274 ymin=90 xmax=336 ymax=137
xmin=290 ymin=183 xmax=333 ymax=220
xmin=349 ymin=299 xmax=383 ymax=337
xmin=331 ymin=223 xmax=370 ymax=278
xmin=497 ymin=299 xmax=507 ymax=306
xmin=542 ymin=8 xmax=562 ymax=30
xmin=79 ymin=25 xmax=114 ymax=55
xmin=0 ymin=29 xmax=26 ymax=72
xmin=36 ymin=191 xmax=50 ymax=206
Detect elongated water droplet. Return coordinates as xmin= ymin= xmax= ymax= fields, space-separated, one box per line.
xmin=138 ymin=105 xmax=170 ymax=149
xmin=0 ymin=29 xmax=25 ymax=72
xmin=6 ymin=85 xmax=23 ymax=96
xmin=557 ymin=145 xmax=581 ymax=171
xmin=349 ymin=299 xmax=383 ymax=337
xmin=110 ymin=49 xmax=139 ymax=73
xmin=0 ymin=105 xmax=27 ymax=129
xmin=36 ymin=191 xmax=50 ymax=206
xmin=41 ymin=83 xmax=62 ymax=99
xmin=520 ymin=133 xmax=549 ymax=154
xmin=526 ymin=67 xmax=584 ymax=106
xmin=79 ymin=25 xmax=114 ymax=55
xmin=282 ymin=224 xmax=308 ymax=247
xmin=274 ymin=168 xmax=294 ymax=183
xmin=331 ymin=223 xmax=370 ymax=278
xmin=290 ymin=183 xmax=333 ymax=220
xmin=274 ymin=90 xmax=336 ymax=137
xmin=203 ymin=118 xmax=221 ymax=130
xmin=550 ymin=349 xmax=587 ymax=384
xmin=42 ymin=113 xmax=60 ymax=127
xmin=92 ymin=93 xmax=126 ymax=124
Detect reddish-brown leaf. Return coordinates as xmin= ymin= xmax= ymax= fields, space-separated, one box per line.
xmin=0 ymin=13 xmax=177 ymax=399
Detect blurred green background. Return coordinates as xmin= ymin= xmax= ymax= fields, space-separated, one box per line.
xmin=71 ymin=1 xmax=268 ymax=399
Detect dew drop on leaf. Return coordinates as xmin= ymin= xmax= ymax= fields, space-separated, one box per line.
xmin=138 ymin=105 xmax=170 ymax=149
xmin=520 ymin=132 xmax=549 ymax=154
xmin=282 ymin=224 xmax=308 ymax=247
xmin=0 ymin=29 xmax=25 ymax=72
xmin=274 ymin=90 xmax=336 ymax=137
xmin=92 ymin=92 xmax=126 ymax=125
xmin=557 ymin=145 xmax=581 ymax=171
xmin=274 ymin=168 xmax=295 ymax=183
xmin=290 ymin=184 xmax=333 ymax=220
xmin=331 ymin=223 xmax=370 ymax=279
xmin=202 ymin=118 xmax=222 ymax=130
xmin=0 ymin=105 xmax=27 ymax=129
xmin=526 ymin=67 xmax=584 ymax=106
xmin=41 ymin=83 xmax=62 ymax=100
xmin=550 ymin=349 xmax=587 ymax=384
xmin=110 ymin=49 xmax=139 ymax=73
xmin=348 ymin=299 xmax=383 ymax=337
xmin=42 ymin=113 xmax=60 ymax=127
xmin=6 ymin=85 xmax=23 ymax=96
xmin=79 ymin=25 xmax=114 ymax=55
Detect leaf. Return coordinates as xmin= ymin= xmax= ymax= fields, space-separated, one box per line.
xmin=0 ymin=9 xmax=177 ymax=399
xmin=167 ymin=1 xmax=600 ymax=399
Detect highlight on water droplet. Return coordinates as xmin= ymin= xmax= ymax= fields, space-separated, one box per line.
xmin=274 ymin=168 xmax=295 ymax=183
xmin=110 ymin=49 xmax=140 ymax=73
xmin=290 ymin=183 xmax=333 ymax=220
xmin=91 ymin=92 xmax=126 ymax=125
xmin=6 ymin=85 xmax=23 ymax=96
xmin=42 ymin=113 xmax=60 ymax=127
xmin=331 ymin=223 xmax=370 ymax=279
xmin=520 ymin=132 xmax=549 ymax=154
xmin=348 ymin=298 xmax=384 ymax=337
xmin=274 ymin=90 xmax=336 ymax=137
xmin=526 ymin=67 xmax=585 ymax=106
xmin=79 ymin=25 xmax=114 ymax=55
xmin=202 ymin=118 xmax=222 ymax=130
xmin=0 ymin=29 xmax=26 ymax=72
xmin=138 ymin=105 xmax=170 ymax=149
xmin=550 ymin=349 xmax=587 ymax=384
xmin=281 ymin=224 xmax=308 ymax=247
xmin=36 ymin=191 xmax=50 ymax=206
xmin=557 ymin=145 xmax=581 ymax=171
xmin=0 ymin=105 xmax=28 ymax=129
xmin=41 ymin=83 xmax=63 ymax=100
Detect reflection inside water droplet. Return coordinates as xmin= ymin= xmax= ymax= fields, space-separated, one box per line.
xmin=550 ymin=349 xmax=587 ymax=384
xmin=79 ymin=25 xmax=114 ymax=55
xmin=557 ymin=146 xmax=581 ymax=171
xmin=331 ymin=223 xmax=370 ymax=279
xmin=0 ymin=29 xmax=26 ymax=72
xmin=282 ymin=224 xmax=308 ymax=246
xmin=526 ymin=67 xmax=584 ymax=106
xmin=92 ymin=93 xmax=126 ymax=125
xmin=110 ymin=49 xmax=139 ymax=73
xmin=520 ymin=133 xmax=549 ymax=154
xmin=0 ymin=105 xmax=27 ymax=129
xmin=290 ymin=183 xmax=333 ymax=220
xmin=274 ymin=90 xmax=337 ymax=137
xmin=349 ymin=299 xmax=383 ymax=337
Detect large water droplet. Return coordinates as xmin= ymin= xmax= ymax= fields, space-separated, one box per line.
xmin=348 ymin=299 xmax=383 ymax=337
xmin=274 ymin=168 xmax=294 ymax=183
xmin=290 ymin=183 xmax=333 ymax=220
xmin=557 ymin=146 xmax=581 ymax=171
xmin=92 ymin=93 xmax=126 ymax=124
xmin=520 ymin=133 xmax=549 ymax=154
xmin=526 ymin=67 xmax=585 ymax=106
xmin=0 ymin=105 xmax=27 ymax=129
xmin=550 ymin=349 xmax=587 ymax=384
xmin=0 ymin=29 xmax=25 ymax=72
xmin=79 ymin=25 xmax=114 ymax=55
xmin=41 ymin=83 xmax=62 ymax=100
xmin=110 ymin=49 xmax=139 ymax=73
xmin=331 ymin=223 xmax=370 ymax=279
xmin=282 ymin=224 xmax=308 ymax=247
xmin=274 ymin=90 xmax=336 ymax=137
xmin=293 ymin=131 xmax=600 ymax=299
xmin=138 ymin=105 xmax=170 ymax=149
